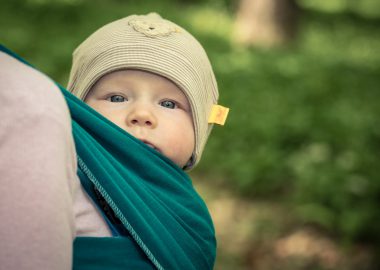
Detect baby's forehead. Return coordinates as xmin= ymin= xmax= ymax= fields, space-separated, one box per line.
xmin=91 ymin=69 xmax=190 ymax=99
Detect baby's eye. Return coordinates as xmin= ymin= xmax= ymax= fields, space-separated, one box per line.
xmin=160 ymin=100 xmax=177 ymax=109
xmin=108 ymin=95 xmax=126 ymax=102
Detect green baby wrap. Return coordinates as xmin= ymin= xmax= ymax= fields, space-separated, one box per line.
xmin=1 ymin=45 xmax=216 ymax=270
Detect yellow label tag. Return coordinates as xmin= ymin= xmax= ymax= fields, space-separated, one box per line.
xmin=208 ymin=105 xmax=229 ymax=125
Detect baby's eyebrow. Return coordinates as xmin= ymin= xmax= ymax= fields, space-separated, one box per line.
xmin=100 ymin=87 xmax=129 ymax=93
xmin=165 ymin=95 xmax=187 ymax=104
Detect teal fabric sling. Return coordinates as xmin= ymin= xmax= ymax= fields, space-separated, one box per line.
xmin=0 ymin=45 xmax=216 ymax=270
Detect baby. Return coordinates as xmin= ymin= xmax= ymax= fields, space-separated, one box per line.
xmin=66 ymin=13 xmax=229 ymax=269
xmin=68 ymin=13 xmax=228 ymax=170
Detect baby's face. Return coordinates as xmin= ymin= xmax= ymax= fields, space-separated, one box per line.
xmin=85 ymin=69 xmax=195 ymax=168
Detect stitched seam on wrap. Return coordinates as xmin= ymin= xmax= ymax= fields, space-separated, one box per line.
xmin=77 ymin=156 xmax=165 ymax=270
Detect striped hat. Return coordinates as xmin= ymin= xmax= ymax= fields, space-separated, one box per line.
xmin=67 ymin=13 xmax=222 ymax=169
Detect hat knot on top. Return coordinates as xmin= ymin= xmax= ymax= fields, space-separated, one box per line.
xmin=128 ymin=15 xmax=178 ymax=38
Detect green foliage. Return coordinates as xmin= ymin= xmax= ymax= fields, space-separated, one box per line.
xmin=297 ymin=0 xmax=380 ymax=19
xmin=191 ymin=4 xmax=380 ymax=246
xmin=1 ymin=0 xmax=379 ymax=250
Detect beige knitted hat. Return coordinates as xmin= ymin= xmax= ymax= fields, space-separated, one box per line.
xmin=67 ymin=13 xmax=227 ymax=169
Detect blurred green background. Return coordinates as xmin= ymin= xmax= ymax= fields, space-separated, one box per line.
xmin=1 ymin=0 xmax=379 ymax=269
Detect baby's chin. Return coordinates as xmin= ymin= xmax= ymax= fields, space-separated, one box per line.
xmin=171 ymin=156 xmax=193 ymax=170
xmin=140 ymin=140 xmax=191 ymax=169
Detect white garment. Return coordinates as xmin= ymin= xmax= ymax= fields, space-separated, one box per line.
xmin=0 ymin=52 xmax=111 ymax=270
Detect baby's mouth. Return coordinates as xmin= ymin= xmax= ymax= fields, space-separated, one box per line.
xmin=144 ymin=142 xmax=155 ymax=149
xmin=141 ymin=140 xmax=159 ymax=152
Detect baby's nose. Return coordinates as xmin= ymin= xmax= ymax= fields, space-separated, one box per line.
xmin=126 ymin=107 xmax=157 ymax=128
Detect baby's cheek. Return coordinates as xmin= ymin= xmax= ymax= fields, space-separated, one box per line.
xmin=177 ymin=132 xmax=195 ymax=163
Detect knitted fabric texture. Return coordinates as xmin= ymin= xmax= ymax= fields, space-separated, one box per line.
xmin=67 ymin=13 xmax=219 ymax=169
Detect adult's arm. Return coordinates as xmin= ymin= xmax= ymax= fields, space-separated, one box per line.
xmin=0 ymin=52 xmax=77 ymax=270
